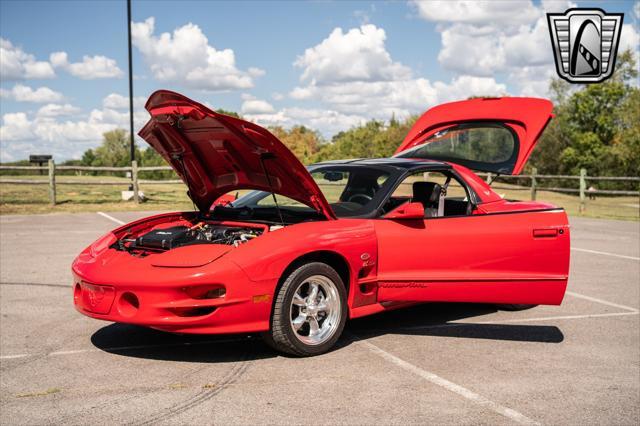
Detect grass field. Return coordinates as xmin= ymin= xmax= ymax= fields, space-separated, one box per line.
xmin=0 ymin=175 xmax=638 ymax=220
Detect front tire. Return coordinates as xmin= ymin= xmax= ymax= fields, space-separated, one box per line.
xmin=264 ymin=262 xmax=347 ymax=356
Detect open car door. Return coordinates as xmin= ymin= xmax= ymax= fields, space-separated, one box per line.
xmin=394 ymin=97 xmax=553 ymax=175
xmin=374 ymin=209 xmax=570 ymax=306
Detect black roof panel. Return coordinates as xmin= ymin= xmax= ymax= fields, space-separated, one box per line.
xmin=312 ymin=157 xmax=451 ymax=171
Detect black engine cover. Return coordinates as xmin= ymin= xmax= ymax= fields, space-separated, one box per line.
xmin=136 ymin=226 xmax=190 ymax=250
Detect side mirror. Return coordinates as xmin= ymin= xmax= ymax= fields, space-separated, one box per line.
xmin=385 ymin=202 xmax=425 ymax=220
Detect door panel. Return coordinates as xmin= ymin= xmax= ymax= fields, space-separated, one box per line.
xmin=374 ymin=209 xmax=570 ymax=305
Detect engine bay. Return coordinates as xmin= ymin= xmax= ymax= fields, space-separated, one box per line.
xmin=112 ymin=220 xmax=268 ymax=256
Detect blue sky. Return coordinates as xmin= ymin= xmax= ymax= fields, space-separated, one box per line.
xmin=1 ymin=0 xmax=638 ymax=161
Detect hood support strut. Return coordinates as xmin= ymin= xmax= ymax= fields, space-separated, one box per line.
xmin=259 ymin=152 xmax=285 ymax=226
xmin=171 ymin=152 xmax=197 ymax=212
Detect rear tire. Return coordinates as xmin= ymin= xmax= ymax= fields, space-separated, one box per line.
xmin=496 ymin=304 xmax=537 ymax=311
xmin=263 ymin=262 xmax=347 ymax=356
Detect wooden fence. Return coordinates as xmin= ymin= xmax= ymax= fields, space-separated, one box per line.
xmin=0 ymin=161 xmax=638 ymax=210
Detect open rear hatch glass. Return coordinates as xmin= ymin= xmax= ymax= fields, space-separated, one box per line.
xmin=394 ymin=97 xmax=553 ymax=175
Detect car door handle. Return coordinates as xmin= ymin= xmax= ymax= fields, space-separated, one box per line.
xmin=533 ymin=228 xmax=558 ymax=238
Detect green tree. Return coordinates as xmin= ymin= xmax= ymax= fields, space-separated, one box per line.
xmin=139 ymin=147 xmax=177 ymax=179
xmin=215 ymin=108 xmax=241 ymax=118
xmin=314 ymin=115 xmax=418 ymax=162
xmin=79 ymin=129 xmax=141 ymax=175
xmin=80 ymin=149 xmax=96 ymax=166
xmin=269 ymin=125 xmax=323 ymax=164
xmin=529 ymin=49 xmax=639 ymax=180
xmin=81 ymin=129 xmax=140 ymax=167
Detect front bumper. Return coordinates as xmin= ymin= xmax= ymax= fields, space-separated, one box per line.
xmin=72 ymin=256 xmax=274 ymax=334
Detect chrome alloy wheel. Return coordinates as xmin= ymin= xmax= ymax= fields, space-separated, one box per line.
xmin=290 ymin=275 xmax=341 ymax=345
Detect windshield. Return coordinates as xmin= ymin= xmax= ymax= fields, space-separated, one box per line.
xmin=229 ymin=165 xmax=393 ymax=218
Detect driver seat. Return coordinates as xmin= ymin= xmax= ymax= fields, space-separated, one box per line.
xmin=412 ymin=182 xmax=442 ymax=218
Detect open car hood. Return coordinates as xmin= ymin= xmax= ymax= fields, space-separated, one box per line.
xmin=395 ymin=97 xmax=553 ymax=175
xmin=139 ymin=90 xmax=335 ymax=219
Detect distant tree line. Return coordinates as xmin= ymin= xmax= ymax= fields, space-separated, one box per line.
xmin=531 ymin=50 xmax=638 ymax=179
xmin=2 ymin=51 xmax=637 ymax=185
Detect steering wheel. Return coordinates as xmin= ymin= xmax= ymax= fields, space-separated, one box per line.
xmin=347 ymin=193 xmax=373 ymax=205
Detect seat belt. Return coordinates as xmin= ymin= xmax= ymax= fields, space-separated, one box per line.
xmin=438 ymin=176 xmax=451 ymax=217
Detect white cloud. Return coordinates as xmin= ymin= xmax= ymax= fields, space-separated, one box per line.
xmin=289 ymin=23 xmax=506 ymax=128
xmin=0 ymin=112 xmax=34 ymax=141
xmin=410 ymin=0 xmax=539 ymax=27
xmin=248 ymin=67 xmax=266 ymax=77
xmin=634 ymin=1 xmax=639 ymax=19
xmin=0 ymin=38 xmax=55 ymax=80
xmin=433 ymin=75 xmax=507 ymax=101
xmin=102 ymin=93 xmax=146 ymax=109
xmin=507 ymin=66 xmax=556 ymax=97
xmin=290 ymin=79 xmax=435 ymax=117
xmin=240 ymin=96 xmax=275 ymax=114
xmin=437 ymin=24 xmax=507 ymax=77
xmin=36 ymin=103 xmax=81 ymax=118
xmin=245 ymin=107 xmax=368 ymax=137
xmin=131 ymin=17 xmax=261 ymax=91
xmin=0 ymin=103 xmax=150 ymax=161
xmin=0 ymin=84 xmax=63 ymax=103
xmin=620 ymin=23 xmax=640 ymax=56
xmin=294 ymin=24 xmax=411 ymax=84
xmin=49 ymin=51 xmax=68 ymax=68
xmin=413 ymin=0 xmax=581 ymax=97
xmin=50 ymin=51 xmax=123 ymax=79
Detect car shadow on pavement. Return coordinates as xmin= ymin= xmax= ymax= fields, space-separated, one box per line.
xmin=91 ymin=323 xmax=275 ymax=363
xmin=347 ymin=302 xmax=564 ymax=343
xmin=91 ymin=302 xmax=563 ymax=362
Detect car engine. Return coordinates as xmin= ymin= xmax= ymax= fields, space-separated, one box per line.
xmin=114 ymin=222 xmax=265 ymax=255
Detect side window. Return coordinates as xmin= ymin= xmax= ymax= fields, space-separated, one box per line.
xmin=387 ymin=171 xmax=471 ymax=218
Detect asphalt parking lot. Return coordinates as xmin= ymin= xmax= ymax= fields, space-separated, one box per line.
xmin=1 ymin=211 xmax=638 ymax=425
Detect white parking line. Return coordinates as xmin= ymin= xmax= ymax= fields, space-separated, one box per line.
xmin=97 ymin=211 xmax=125 ymax=225
xmin=565 ymin=291 xmax=639 ymax=312
xmin=0 ymin=354 xmax=29 ymax=360
xmin=359 ymin=339 xmax=539 ymax=425
xmin=572 ymin=247 xmax=639 ymax=261
xmin=475 ymin=311 xmax=639 ymax=323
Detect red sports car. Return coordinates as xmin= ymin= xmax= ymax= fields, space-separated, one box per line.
xmin=72 ymin=91 xmax=570 ymax=356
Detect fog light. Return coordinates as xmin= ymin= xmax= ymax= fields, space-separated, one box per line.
xmin=117 ymin=292 xmax=139 ymax=317
xmin=183 ymin=285 xmax=226 ymax=300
